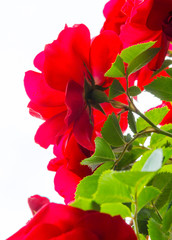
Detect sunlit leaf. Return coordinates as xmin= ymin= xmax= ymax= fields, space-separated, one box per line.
xmin=120 ymin=41 xmax=156 ymax=63
xmin=127 ymin=47 xmax=160 ymax=75
xmin=75 ymin=175 xmax=100 ymax=199
xmin=105 ymin=55 xmax=125 ymax=78
xmin=138 ymin=186 xmax=161 ymax=212
xmin=145 ymin=77 xmax=172 ymax=101
xmin=162 ymin=206 xmax=172 ymax=231
xmin=93 ymin=170 xmax=132 ymax=204
xmin=136 ymin=107 xmax=169 ymax=132
xmin=81 ymin=137 xmax=115 ymax=166
xmin=148 ymin=219 xmax=168 ymax=240
xmin=70 ymin=197 xmax=100 ymax=211
xmin=101 ymin=203 xmax=131 ymax=218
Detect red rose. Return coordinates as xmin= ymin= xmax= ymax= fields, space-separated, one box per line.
xmin=46 ymin=91 xmax=128 ymax=203
xmin=24 ymin=24 xmax=127 ymax=151
xmin=7 ymin=203 xmax=137 ymax=240
xmin=48 ymin=134 xmax=92 ymax=204
xmin=101 ymin=0 xmax=127 ymax=34
xmin=120 ymin=0 xmax=172 ymax=70
xmin=28 ymin=195 xmax=50 ymax=215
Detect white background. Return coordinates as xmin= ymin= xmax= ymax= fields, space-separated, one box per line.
xmin=0 ymin=1 xmax=161 ymax=239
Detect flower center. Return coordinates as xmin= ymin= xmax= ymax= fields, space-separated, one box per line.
xmin=167 ymin=12 xmax=172 ymax=24
xmin=162 ymin=11 xmax=172 ymax=40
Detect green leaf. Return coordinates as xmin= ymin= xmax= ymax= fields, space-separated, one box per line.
xmin=136 ymin=107 xmax=169 ymax=132
xmin=127 ymin=47 xmax=160 ymax=75
xmin=75 ymin=175 xmax=100 ymax=199
xmin=101 ymin=203 xmax=131 ymax=218
xmin=150 ymin=124 xmax=172 ymax=148
xmin=159 ymin=165 xmax=172 ymax=174
xmin=138 ymin=186 xmax=161 ymax=212
xmin=162 ymin=206 xmax=172 ymax=232
xmin=163 ymin=147 xmax=172 ymax=164
xmin=112 ymin=171 xmax=151 ymax=188
xmin=138 ymin=207 xmax=161 ymax=223
xmin=131 ymin=151 xmax=153 ymax=172
xmin=112 ymin=171 xmax=154 ymax=195
xmin=152 ymin=59 xmax=172 ymax=77
xmin=159 ymin=201 xmax=172 ymax=220
xmin=81 ymin=137 xmax=115 ymax=166
xmin=116 ymin=146 xmax=148 ymax=170
xmin=155 ymin=178 xmax=172 ymax=210
xmin=109 ymin=79 xmax=125 ymax=99
xmin=94 ymin=161 xmax=114 ymax=175
xmin=141 ymin=149 xmax=163 ymax=172
xmin=139 ymin=234 xmax=146 ymax=240
xmin=70 ymin=198 xmax=100 ymax=211
xmin=151 ymin=172 xmax=172 ymax=210
xmin=148 ymin=219 xmax=168 ymax=240
xmin=95 ymin=170 xmax=153 ymax=201
xmin=128 ymin=110 xmax=137 ymax=133
xmin=128 ymin=86 xmax=141 ymax=96
xmin=138 ymin=207 xmax=161 ymax=235
xmin=101 ymin=113 xmax=125 ymax=147
xmin=144 ymin=77 xmax=172 ymax=101
xmin=105 ymin=55 xmax=125 ymax=78
xmin=93 ymin=170 xmax=132 ymax=204
xmin=166 ymin=68 xmax=172 ymax=77
xmin=120 ymin=41 xmax=156 ymax=64
xmin=136 ymin=136 xmax=147 ymax=145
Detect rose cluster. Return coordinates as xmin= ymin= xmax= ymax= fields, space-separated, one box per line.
xmin=8 ymin=0 xmax=172 ymax=239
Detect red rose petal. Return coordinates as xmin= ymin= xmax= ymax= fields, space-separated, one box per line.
xmin=54 ymin=167 xmax=81 ymax=204
xmin=90 ymin=30 xmax=122 ymax=86
xmin=73 ymin=108 xmax=94 ymax=151
xmin=65 ymin=80 xmax=85 ymax=126
xmin=33 ymin=51 xmax=45 ymax=72
xmin=24 ymin=71 xmax=65 ymax=107
xmin=35 ymin=111 xmax=67 ymax=148
xmin=44 ymin=24 xmax=90 ymax=91
xmin=28 ymin=195 xmax=50 ymax=215
xmin=54 ymin=227 xmax=99 ymax=240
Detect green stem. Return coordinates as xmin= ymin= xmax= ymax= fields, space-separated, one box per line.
xmin=109 ymin=99 xmax=129 ymax=110
xmin=125 ymin=72 xmax=172 ymax=139
xmin=131 ymin=103 xmax=172 ymax=138
xmin=134 ymin=189 xmax=140 ymax=240
xmin=151 ymin=202 xmax=162 ymax=221
xmin=114 ymin=129 xmax=154 ymax=167
xmin=126 ymin=72 xmax=133 ymax=103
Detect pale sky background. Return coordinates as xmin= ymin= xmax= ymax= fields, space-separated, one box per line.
xmin=0 ymin=1 xmax=161 ymax=239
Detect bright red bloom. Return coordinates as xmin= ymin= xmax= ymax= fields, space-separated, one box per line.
xmin=7 ymin=203 xmax=137 ymax=240
xmin=101 ymin=0 xmax=127 ymax=34
xmin=48 ymin=134 xmax=92 ymax=204
xmin=24 ymin=24 xmax=127 ymax=151
xmin=47 ymin=92 xmax=128 ymax=204
xmin=160 ymin=102 xmax=172 ymax=125
xmin=119 ymin=0 xmax=172 ymax=70
xmin=28 ymin=195 xmax=50 ymax=215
